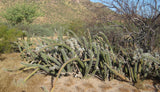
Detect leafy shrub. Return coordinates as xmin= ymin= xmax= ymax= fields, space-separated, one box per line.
xmin=1 ymin=3 xmax=41 ymax=25
xmin=0 ymin=25 xmax=24 ymax=53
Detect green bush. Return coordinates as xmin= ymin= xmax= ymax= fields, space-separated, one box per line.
xmin=14 ymin=24 xmax=57 ymax=37
xmin=28 ymin=24 xmax=56 ymax=37
xmin=0 ymin=25 xmax=24 ymax=53
xmin=66 ymin=20 xmax=86 ymax=36
xmin=1 ymin=3 xmax=41 ymax=25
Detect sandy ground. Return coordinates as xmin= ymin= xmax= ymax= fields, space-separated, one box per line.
xmin=0 ymin=53 xmax=160 ymax=92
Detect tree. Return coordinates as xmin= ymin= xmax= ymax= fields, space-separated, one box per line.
xmin=0 ymin=25 xmax=24 ymax=53
xmin=100 ymin=0 xmax=160 ymax=52
xmin=2 ymin=3 xmax=41 ymax=25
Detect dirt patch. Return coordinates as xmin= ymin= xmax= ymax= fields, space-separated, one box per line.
xmin=0 ymin=53 xmax=50 ymax=92
xmin=0 ymin=53 xmax=159 ymax=92
xmin=53 ymin=76 xmax=136 ymax=92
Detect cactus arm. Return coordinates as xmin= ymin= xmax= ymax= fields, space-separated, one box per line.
xmin=24 ymin=68 xmax=40 ymax=82
xmin=105 ymin=63 xmax=129 ymax=82
xmin=51 ymin=57 xmax=79 ymax=92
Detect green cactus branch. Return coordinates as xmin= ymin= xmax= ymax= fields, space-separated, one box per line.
xmin=21 ymin=63 xmax=51 ymax=73
xmin=105 ymin=63 xmax=129 ymax=82
xmin=82 ymin=58 xmax=97 ymax=62
xmin=51 ymin=57 xmax=80 ymax=92
xmin=24 ymin=68 xmax=40 ymax=82
xmin=6 ymin=66 xmax=26 ymax=72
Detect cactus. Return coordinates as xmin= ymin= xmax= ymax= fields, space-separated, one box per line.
xmin=84 ymin=50 xmax=94 ymax=77
xmin=50 ymin=57 xmax=80 ymax=92
xmin=10 ymin=29 xmax=159 ymax=92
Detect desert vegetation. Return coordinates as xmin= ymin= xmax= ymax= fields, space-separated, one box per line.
xmin=0 ymin=0 xmax=159 ymax=92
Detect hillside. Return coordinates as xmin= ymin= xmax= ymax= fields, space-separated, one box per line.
xmin=0 ymin=0 xmax=116 ymax=25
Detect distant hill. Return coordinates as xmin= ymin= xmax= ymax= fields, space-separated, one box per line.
xmin=0 ymin=0 xmax=118 ymax=25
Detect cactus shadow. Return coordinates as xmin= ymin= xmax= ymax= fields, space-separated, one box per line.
xmin=0 ymin=56 xmax=6 ymax=61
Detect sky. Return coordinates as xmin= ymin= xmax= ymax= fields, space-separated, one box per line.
xmin=90 ymin=0 xmax=160 ymax=16
xmin=90 ymin=0 xmax=160 ymax=5
xmin=90 ymin=0 xmax=100 ymax=2
xmin=90 ymin=0 xmax=101 ymax=2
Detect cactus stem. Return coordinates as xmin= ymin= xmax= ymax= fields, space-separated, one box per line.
xmin=51 ymin=57 xmax=79 ymax=92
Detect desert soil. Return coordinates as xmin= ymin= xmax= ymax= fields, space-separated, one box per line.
xmin=0 ymin=53 xmax=159 ymax=92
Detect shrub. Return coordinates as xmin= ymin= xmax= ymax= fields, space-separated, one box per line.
xmin=0 ymin=25 xmax=24 ymax=53
xmin=28 ymin=24 xmax=56 ymax=37
xmin=66 ymin=20 xmax=86 ymax=36
xmin=1 ymin=3 xmax=41 ymax=25
xmin=15 ymin=24 xmax=57 ymax=37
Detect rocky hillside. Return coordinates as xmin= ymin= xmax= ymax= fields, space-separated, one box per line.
xmin=0 ymin=0 xmax=117 ymax=25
